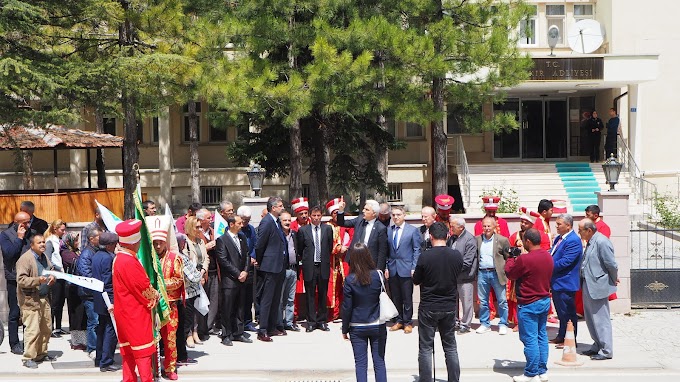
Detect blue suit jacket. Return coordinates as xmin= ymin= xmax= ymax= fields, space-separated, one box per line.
xmin=550 ymin=230 xmax=583 ymax=292
xmin=386 ymin=223 xmax=421 ymax=278
xmin=254 ymin=213 xmax=287 ymax=274
xmin=91 ymin=249 xmax=114 ymax=316
xmin=341 ymin=270 xmax=382 ymax=334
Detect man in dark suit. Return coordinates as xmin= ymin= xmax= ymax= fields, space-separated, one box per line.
xmin=254 ymin=196 xmax=287 ymax=342
xmin=336 ymin=199 xmax=387 ymax=271
xmin=216 ymin=215 xmax=252 ymax=346
xmin=0 ymin=211 xmax=34 ymax=355
xmin=550 ymin=214 xmax=583 ymax=346
xmin=419 ymin=206 xmax=436 ymax=252
xmin=385 ymin=206 xmax=421 ymax=334
xmin=297 ymin=206 xmax=333 ymax=332
xmin=91 ymin=232 xmax=120 ymax=372
xmin=20 ymin=201 xmax=48 ymax=236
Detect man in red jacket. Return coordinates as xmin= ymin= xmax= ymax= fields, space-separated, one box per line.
xmin=474 ymin=196 xmax=510 ymax=238
xmin=113 ymin=219 xmax=159 ymax=382
xmin=505 ymin=228 xmax=554 ymax=382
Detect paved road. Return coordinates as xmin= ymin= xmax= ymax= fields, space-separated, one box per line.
xmin=1 ymin=309 xmax=679 ymax=381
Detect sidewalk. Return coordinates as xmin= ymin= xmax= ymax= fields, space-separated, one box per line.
xmin=1 ymin=309 xmax=679 ymax=381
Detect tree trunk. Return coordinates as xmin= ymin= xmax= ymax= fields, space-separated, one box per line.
xmin=287 ymin=15 xmax=303 ymax=200
xmin=21 ymin=151 xmax=35 ymax=190
xmin=313 ymin=120 xmax=330 ymax=206
xmin=308 ymin=167 xmax=319 ymax=208
xmin=122 ymin=91 xmax=138 ymax=219
xmin=431 ymin=1 xmax=448 ymax=198
xmin=94 ymin=109 xmax=107 ymax=189
xmin=431 ymin=76 xmax=448 ymax=197
xmin=374 ymin=50 xmax=388 ymax=198
xmin=289 ymin=119 xmax=302 ymax=199
xmin=188 ymin=100 xmax=200 ymax=204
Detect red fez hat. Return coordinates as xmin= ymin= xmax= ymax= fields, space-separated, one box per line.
xmin=116 ymin=219 xmax=143 ymax=245
xmin=434 ymin=194 xmax=454 ymax=211
xmin=291 ymin=197 xmax=309 ymax=214
xmin=326 ymin=198 xmax=342 ymax=214
xmin=552 ymin=199 xmax=568 ymax=213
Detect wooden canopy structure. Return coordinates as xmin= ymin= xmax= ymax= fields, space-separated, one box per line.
xmin=0 ymin=124 xmax=123 ymax=191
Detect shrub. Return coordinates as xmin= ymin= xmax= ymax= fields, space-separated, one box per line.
xmin=652 ymin=192 xmax=680 ymax=228
xmin=479 ymin=186 xmax=520 ymax=214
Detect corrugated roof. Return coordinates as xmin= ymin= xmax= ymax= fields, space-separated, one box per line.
xmin=0 ymin=124 xmax=123 ymax=150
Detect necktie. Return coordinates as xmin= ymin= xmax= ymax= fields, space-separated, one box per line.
xmin=314 ymin=226 xmax=321 ymax=263
xmin=393 ymin=226 xmax=400 ymax=249
xmin=232 ymin=235 xmax=241 ymax=254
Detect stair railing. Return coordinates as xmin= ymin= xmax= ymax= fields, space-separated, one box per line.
xmin=617 ymin=136 xmax=657 ymax=218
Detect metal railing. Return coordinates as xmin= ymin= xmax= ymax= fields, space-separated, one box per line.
xmin=617 ymin=136 xmax=657 ymax=218
xmin=452 ymin=135 xmax=471 ymax=208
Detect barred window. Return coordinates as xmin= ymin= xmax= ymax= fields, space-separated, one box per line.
xmin=387 ymin=183 xmax=403 ymax=202
xmin=201 ymin=186 xmax=222 ymax=205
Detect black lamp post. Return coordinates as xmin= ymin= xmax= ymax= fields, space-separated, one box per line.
xmin=602 ymin=154 xmax=623 ymax=191
xmin=246 ymin=163 xmax=266 ymax=197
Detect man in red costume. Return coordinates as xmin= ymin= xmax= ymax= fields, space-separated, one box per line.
xmin=146 ymin=216 xmax=183 ymax=380
xmin=325 ymin=198 xmax=352 ymax=322
xmin=113 ymin=219 xmax=160 ymax=382
xmin=289 ymin=197 xmax=309 ymax=322
xmin=533 ymin=199 xmax=555 ymax=244
xmin=474 ymin=196 xmax=510 ymax=238
xmin=434 ymin=194 xmax=455 ymax=234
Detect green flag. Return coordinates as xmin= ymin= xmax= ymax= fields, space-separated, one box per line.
xmin=133 ymin=185 xmax=170 ymax=327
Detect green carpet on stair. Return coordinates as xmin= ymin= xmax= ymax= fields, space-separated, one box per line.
xmin=555 ymin=163 xmax=601 ymax=212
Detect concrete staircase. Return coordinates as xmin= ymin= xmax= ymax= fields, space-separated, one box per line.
xmin=466 ymin=162 xmax=633 ymax=214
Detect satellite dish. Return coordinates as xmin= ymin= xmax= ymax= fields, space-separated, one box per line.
xmin=547 ymin=25 xmax=560 ymax=56
xmin=567 ymin=19 xmax=605 ymax=54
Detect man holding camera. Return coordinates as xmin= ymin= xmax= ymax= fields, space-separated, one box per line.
xmin=505 ymin=228 xmax=554 ymax=382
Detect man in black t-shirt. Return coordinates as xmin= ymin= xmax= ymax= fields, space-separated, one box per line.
xmin=413 ymin=222 xmax=464 ymax=382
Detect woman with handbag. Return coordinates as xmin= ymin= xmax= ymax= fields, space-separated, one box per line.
xmin=184 ymin=216 xmax=209 ymax=347
xmin=341 ymin=243 xmax=388 ymax=382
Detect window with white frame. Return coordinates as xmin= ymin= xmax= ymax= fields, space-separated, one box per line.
xmin=546 ymin=4 xmax=565 ymax=45
xmin=152 ymin=117 xmax=160 ymax=143
xmin=103 ymin=117 xmax=116 ymax=136
xmin=386 ymin=118 xmax=397 ymax=137
xmin=182 ymin=101 xmax=201 ymax=142
xmin=519 ymin=5 xmax=538 ymax=46
xmin=573 ymin=4 xmax=595 ymax=22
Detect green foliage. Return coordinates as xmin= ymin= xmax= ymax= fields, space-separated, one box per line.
xmin=652 ymin=192 xmax=680 ymax=229
xmin=480 ymin=185 xmax=520 ymax=214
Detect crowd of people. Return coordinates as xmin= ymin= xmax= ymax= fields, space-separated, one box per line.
xmin=0 ymin=195 xmax=620 ymax=382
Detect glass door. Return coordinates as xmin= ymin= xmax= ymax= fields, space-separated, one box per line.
xmin=521 ymin=100 xmax=544 ymax=159
xmin=493 ymin=99 xmax=520 ymax=159
xmin=545 ymin=100 xmax=568 ymax=159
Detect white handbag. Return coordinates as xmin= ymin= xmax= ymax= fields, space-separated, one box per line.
xmin=377 ymin=270 xmax=398 ymax=324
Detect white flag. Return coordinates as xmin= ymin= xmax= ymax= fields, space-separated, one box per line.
xmin=94 ymin=199 xmax=122 ymax=232
xmin=214 ymin=209 xmax=228 ymax=237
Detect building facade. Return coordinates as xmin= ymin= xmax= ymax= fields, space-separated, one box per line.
xmin=0 ymin=0 xmax=676 ymax=213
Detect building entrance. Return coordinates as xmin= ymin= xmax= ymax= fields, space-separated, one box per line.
xmin=493 ymin=98 xmax=569 ymax=161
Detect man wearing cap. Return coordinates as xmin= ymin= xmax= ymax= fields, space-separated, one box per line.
xmin=92 ymin=232 xmax=120 ymax=372
xmin=113 ymin=219 xmax=160 ymax=382
xmin=289 ymin=197 xmax=309 ymax=323
xmin=473 ymin=196 xmax=510 ymax=238
xmin=336 ymin=199 xmax=388 ymax=271
xmin=434 ymin=194 xmax=455 ymax=232
xmin=325 ymin=198 xmax=352 ymax=322
xmin=147 ymin=215 xmax=183 ymax=380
